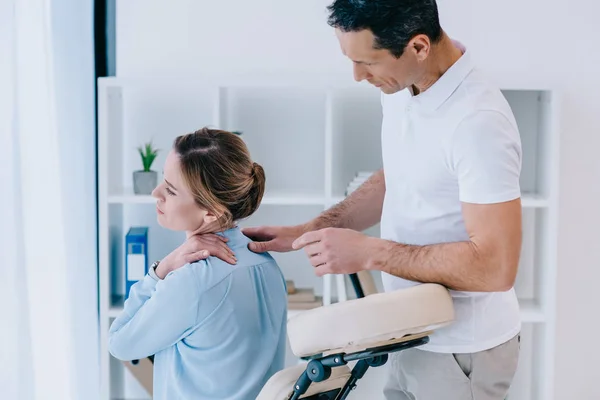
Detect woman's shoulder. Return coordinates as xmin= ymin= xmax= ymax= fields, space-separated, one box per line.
xmin=159 ymin=260 xmax=230 ymax=296
xmin=184 ymin=259 xmax=233 ymax=288
xmin=165 ymin=248 xmax=282 ymax=292
xmin=233 ymin=245 xmax=278 ymax=266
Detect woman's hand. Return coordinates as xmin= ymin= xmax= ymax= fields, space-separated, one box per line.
xmin=155 ymin=234 xmax=237 ymax=279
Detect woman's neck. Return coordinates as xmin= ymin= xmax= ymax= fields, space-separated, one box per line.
xmin=186 ymin=221 xmax=235 ymax=239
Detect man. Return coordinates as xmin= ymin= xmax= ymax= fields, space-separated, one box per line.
xmin=242 ymin=0 xmax=522 ymax=399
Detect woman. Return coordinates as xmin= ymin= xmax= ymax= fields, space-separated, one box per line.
xmin=109 ymin=128 xmax=288 ymax=400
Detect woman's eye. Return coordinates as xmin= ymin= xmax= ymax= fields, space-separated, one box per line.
xmin=166 ymin=187 xmax=175 ymax=196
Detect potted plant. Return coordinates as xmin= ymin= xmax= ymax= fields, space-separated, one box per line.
xmin=133 ymin=141 xmax=159 ymax=195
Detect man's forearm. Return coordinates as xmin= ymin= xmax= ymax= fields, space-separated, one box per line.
xmin=308 ymin=169 xmax=385 ymax=232
xmin=370 ymin=238 xmax=514 ymax=292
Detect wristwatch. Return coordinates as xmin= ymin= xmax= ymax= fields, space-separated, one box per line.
xmin=149 ymin=260 xmax=161 ymax=280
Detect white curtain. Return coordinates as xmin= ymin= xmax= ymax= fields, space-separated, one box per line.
xmin=0 ymin=0 xmax=98 ymax=399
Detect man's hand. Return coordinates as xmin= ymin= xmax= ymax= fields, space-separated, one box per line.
xmin=155 ymin=234 xmax=236 ymax=279
xmin=242 ymin=225 xmax=307 ymax=253
xmin=292 ymin=227 xmax=375 ymax=276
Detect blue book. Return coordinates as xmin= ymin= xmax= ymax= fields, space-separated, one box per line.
xmin=125 ymin=227 xmax=149 ymax=299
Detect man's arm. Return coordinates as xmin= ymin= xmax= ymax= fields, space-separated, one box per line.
xmin=371 ymin=110 xmax=523 ymax=291
xmin=293 ymin=109 xmax=523 ymax=293
xmin=370 ymin=198 xmax=522 ymax=292
xmin=309 ymin=168 xmax=385 ymax=231
xmin=243 ymin=169 xmax=385 ymax=253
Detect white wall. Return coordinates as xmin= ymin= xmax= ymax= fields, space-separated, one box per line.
xmin=114 ymin=0 xmax=600 ymax=398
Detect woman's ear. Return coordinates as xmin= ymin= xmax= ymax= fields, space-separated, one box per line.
xmin=202 ymin=211 xmax=219 ymax=225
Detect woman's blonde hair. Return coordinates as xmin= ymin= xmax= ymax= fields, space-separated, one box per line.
xmin=173 ymin=127 xmax=265 ymax=228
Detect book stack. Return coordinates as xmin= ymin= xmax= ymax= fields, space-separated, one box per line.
xmin=286 ymin=280 xmax=322 ymax=310
xmin=345 ymin=171 xmax=374 ymax=196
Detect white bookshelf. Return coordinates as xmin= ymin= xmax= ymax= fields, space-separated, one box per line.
xmin=97 ymin=76 xmax=559 ymax=400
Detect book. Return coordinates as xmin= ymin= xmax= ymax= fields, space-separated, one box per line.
xmin=288 ymin=288 xmax=316 ymax=303
xmin=288 ymin=296 xmax=323 ymax=310
xmin=125 ymin=227 xmax=149 ymax=299
xmin=345 ymin=171 xmax=375 ymax=196
xmin=286 ymin=280 xmax=296 ymax=294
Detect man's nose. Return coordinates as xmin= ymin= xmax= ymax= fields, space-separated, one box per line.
xmin=353 ymin=63 xmax=368 ymax=82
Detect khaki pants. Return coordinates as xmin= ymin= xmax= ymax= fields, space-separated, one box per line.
xmin=383 ymin=334 xmax=520 ymax=400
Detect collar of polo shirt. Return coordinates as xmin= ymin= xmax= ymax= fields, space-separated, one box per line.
xmin=410 ymin=40 xmax=475 ymax=112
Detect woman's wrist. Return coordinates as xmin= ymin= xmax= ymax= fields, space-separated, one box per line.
xmin=154 ymin=257 xmax=175 ymax=279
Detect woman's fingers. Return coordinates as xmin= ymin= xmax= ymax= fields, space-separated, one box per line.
xmin=216 ymin=240 xmax=236 ymax=261
xmin=204 ymin=241 xmax=237 ymax=265
xmin=188 ymin=235 xmax=235 ymax=259
xmin=206 ymin=233 xmax=228 ymax=242
xmin=184 ymin=250 xmax=210 ymax=264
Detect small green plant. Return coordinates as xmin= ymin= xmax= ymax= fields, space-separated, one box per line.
xmin=137 ymin=141 xmax=159 ymax=172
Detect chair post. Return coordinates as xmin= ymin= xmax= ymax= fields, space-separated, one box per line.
xmin=348 ymin=273 xmax=365 ymax=298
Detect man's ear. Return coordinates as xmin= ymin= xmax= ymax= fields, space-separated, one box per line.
xmin=407 ymin=34 xmax=431 ymax=62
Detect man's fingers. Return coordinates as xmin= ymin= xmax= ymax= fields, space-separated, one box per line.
xmin=292 ymin=230 xmax=322 ymax=250
xmin=242 ymin=226 xmax=273 ymax=241
xmin=304 ymin=242 xmax=322 ymax=258
xmin=314 ymin=263 xmax=331 ymax=277
xmin=248 ymin=240 xmax=272 ymax=253
xmin=309 ymin=253 xmax=327 ymax=268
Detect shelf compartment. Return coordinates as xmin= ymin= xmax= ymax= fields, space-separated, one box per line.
xmin=514 ymin=207 xmax=556 ymax=315
xmin=503 ymin=89 xmax=558 ymax=200
xmin=518 ymin=299 xmax=545 ymax=323
xmin=220 ymin=86 xmax=327 ymax=198
xmin=107 ymin=203 xmax=186 ymax=305
xmin=102 ymin=82 xmax=219 ymax=198
xmin=327 ymin=86 xmax=383 ymax=198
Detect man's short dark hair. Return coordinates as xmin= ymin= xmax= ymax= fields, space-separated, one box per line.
xmin=326 ymin=0 xmax=443 ymax=58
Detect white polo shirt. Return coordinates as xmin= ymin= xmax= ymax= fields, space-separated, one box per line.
xmin=380 ymin=42 xmax=522 ymax=354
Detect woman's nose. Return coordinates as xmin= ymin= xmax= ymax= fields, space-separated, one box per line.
xmin=151 ymin=185 xmax=161 ymax=200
